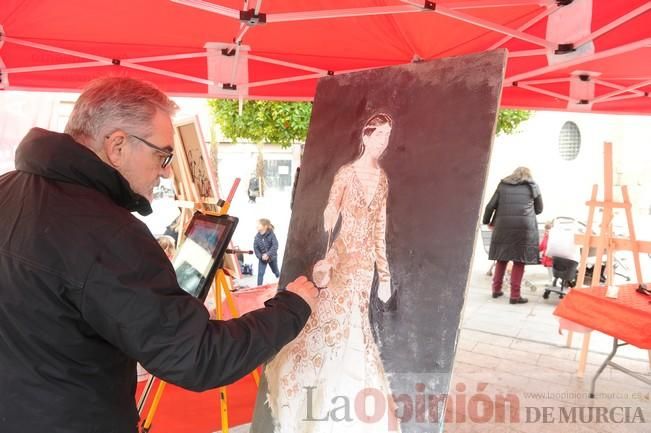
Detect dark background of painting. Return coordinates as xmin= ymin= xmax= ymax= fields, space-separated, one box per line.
xmin=252 ymin=50 xmax=506 ymax=433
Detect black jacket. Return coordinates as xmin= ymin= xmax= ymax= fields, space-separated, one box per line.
xmin=254 ymin=230 xmax=279 ymax=261
xmin=482 ymin=179 xmax=543 ymax=264
xmin=0 ymin=129 xmax=311 ymax=433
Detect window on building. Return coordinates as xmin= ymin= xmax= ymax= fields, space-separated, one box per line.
xmin=558 ymin=121 xmax=581 ymax=161
xmin=264 ymin=160 xmax=293 ymax=190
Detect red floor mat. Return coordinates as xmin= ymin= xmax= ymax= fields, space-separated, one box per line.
xmin=136 ymin=369 xmax=260 ymax=433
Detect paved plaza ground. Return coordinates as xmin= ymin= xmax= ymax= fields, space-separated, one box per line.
xmin=445 ymin=258 xmax=650 ymax=433
xmin=147 ymin=190 xmax=650 ymax=432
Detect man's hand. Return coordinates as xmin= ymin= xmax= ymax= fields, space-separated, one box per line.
xmin=286 ymin=276 xmax=319 ymax=311
xmin=262 ymin=253 xmax=269 ymax=261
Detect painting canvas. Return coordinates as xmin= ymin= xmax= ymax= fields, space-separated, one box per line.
xmin=171 ymin=116 xmax=219 ymax=208
xmin=251 ymin=50 xmax=506 ymax=433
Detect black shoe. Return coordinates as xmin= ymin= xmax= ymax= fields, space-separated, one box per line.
xmin=492 ymin=292 xmax=504 ymax=298
xmin=509 ymin=297 xmax=529 ymax=304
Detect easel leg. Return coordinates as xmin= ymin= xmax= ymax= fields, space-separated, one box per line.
xmin=577 ymin=331 xmax=592 ymax=378
xmin=137 ymin=375 xmax=157 ymax=415
xmin=576 ymin=185 xmax=598 ymax=287
xmin=141 ymin=381 xmax=167 ymax=432
xmin=217 ymin=271 xmax=260 ymax=385
xmin=219 ymin=386 xmax=230 ymax=433
xmin=212 ymin=269 xmax=262 ymax=433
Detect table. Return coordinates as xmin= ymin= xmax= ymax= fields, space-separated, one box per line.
xmin=553 ymin=284 xmax=651 ymax=397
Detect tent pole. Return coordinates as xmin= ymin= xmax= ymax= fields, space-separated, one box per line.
xmin=488 ymin=4 xmax=559 ymax=50
xmin=575 ymin=3 xmax=651 ymax=48
xmin=430 ymin=4 xmax=556 ymax=49
xmin=506 ymin=38 xmax=651 ymax=85
xmin=517 ymin=83 xmax=574 ymax=102
xmin=519 ymin=77 xmax=571 ymax=85
xmin=241 ymin=72 xmax=325 ymax=89
xmin=127 ymin=52 xmax=208 ymax=63
xmin=6 ymin=61 xmax=106 ymax=74
xmin=591 ymin=78 xmax=651 ymax=104
xmin=592 ymin=78 xmax=647 ymax=97
xmin=248 ymin=55 xmax=328 ymax=74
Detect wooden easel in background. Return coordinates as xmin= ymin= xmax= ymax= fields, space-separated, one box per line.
xmin=565 ymin=141 xmax=651 ymax=377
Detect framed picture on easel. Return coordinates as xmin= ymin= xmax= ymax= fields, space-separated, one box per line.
xmin=171 ymin=116 xmax=220 ymax=209
xmin=170 ymin=116 xmax=241 ymax=279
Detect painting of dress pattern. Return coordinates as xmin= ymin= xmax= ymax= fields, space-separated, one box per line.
xmin=251 ymin=50 xmax=506 ymax=433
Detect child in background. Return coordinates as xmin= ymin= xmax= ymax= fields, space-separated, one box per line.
xmin=156 ymin=235 xmax=177 ymax=260
xmin=254 ymin=219 xmax=280 ymax=286
xmin=539 ymin=222 xmax=554 ymax=282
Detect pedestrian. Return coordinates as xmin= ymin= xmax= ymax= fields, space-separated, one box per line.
xmin=254 ymin=218 xmax=280 ymax=285
xmin=0 ymin=76 xmax=319 ymax=433
xmin=248 ymin=174 xmax=260 ymax=203
xmin=539 ymin=221 xmax=554 ymax=282
xmin=482 ymin=166 xmax=543 ymax=304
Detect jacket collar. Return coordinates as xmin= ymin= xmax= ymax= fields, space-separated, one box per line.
xmin=14 ymin=128 xmax=152 ymax=216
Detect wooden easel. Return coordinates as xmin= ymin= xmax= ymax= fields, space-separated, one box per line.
xmin=138 ymin=180 xmax=259 ymax=433
xmin=138 ymin=117 xmax=255 ymax=432
xmin=564 ymin=142 xmax=651 ymax=377
xmin=213 ymin=266 xmax=261 ymax=433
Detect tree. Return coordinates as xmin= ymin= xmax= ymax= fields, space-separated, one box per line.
xmin=208 ymin=99 xmax=312 ymax=196
xmin=209 ymin=99 xmax=530 ymax=143
xmin=208 ymin=99 xmax=312 ymax=148
xmin=208 ymin=99 xmax=531 ymax=193
xmin=496 ymin=109 xmax=532 ymax=135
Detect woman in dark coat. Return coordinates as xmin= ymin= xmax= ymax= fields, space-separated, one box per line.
xmin=483 ymin=167 xmax=543 ymax=304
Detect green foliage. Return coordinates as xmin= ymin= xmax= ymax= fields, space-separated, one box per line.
xmin=208 ymin=99 xmax=312 ymax=147
xmin=496 ymin=109 xmax=532 ymax=135
xmin=209 ymin=99 xmax=531 ymax=144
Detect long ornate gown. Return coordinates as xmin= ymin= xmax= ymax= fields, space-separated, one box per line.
xmin=265 ymin=164 xmax=399 ymax=433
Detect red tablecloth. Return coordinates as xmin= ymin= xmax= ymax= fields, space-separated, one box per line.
xmin=554 ymin=284 xmax=651 ymax=349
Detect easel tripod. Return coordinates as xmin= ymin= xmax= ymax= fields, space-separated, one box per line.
xmin=564 ymin=142 xmax=651 ymax=377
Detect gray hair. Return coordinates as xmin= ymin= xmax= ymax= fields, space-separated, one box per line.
xmin=503 ymin=166 xmax=533 ymax=183
xmin=64 ymin=76 xmax=178 ymax=150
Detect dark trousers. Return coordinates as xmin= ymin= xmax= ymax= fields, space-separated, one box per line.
xmin=492 ymin=260 xmax=525 ymax=299
xmin=258 ymin=258 xmax=280 ymax=286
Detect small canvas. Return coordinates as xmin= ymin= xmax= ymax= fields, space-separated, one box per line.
xmin=171 ymin=116 xmax=219 ymax=208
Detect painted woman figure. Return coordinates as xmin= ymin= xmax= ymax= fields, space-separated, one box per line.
xmin=265 ymin=113 xmax=399 ymax=433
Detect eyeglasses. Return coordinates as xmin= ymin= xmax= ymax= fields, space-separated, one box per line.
xmin=129 ymin=135 xmax=174 ymax=168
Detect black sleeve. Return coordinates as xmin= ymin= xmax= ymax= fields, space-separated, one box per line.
xmin=482 ymin=189 xmax=499 ymax=225
xmin=532 ymin=183 xmax=543 ymax=214
xmin=81 ymin=222 xmax=311 ymax=391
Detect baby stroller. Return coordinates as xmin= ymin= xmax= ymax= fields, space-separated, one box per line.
xmin=543 ymin=256 xmax=578 ymax=299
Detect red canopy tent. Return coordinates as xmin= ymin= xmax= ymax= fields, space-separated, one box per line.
xmin=1 ymin=0 xmax=650 ymax=113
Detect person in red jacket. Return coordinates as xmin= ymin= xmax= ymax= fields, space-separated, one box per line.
xmin=539 ymin=221 xmax=554 ymax=281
